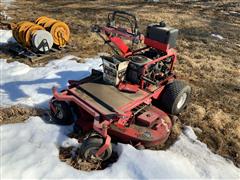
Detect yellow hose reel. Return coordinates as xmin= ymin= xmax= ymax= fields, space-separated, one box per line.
xmin=11 ymin=17 xmax=70 ymax=52
xmin=35 ymin=16 xmax=70 ymax=47
xmin=12 ymin=21 xmax=54 ymax=52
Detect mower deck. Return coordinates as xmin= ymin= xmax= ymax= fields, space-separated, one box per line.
xmin=70 ymin=79 xmax=148 ymax=115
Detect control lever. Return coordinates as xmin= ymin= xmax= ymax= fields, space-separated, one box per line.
xmin=142 ymin=76 xmax=157 ymax=85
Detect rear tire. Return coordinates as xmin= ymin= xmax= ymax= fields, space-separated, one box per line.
xmin=50 ymin=100 xmax=73 ymax=125
xmin=159 ymin=80 xmax=191 ymax=115
xmin=79 ymin=137 xmax=112 ymax=163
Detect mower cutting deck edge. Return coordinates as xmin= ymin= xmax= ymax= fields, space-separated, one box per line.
xmin=49 ymin=11 xmax=191 ymax=162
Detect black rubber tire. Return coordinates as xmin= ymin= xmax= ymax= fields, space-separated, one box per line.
xmin=50 ymin=100 xmax=73 ymax=125
xmin=159 ymin=80 xmax=191 ymax=115
xmin=79 ymin=137 xmax=112 ymax=163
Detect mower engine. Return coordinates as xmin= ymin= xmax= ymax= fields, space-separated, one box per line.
xmin=97 ymin=17 xmax=179 ymax=88
xmin=126 ymin=55 xmax=151 ymax=84
xmin=126 ymin=54 xmax=173 ymax=85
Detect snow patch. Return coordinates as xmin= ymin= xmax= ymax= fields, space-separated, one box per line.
xmin=1 ymin=118 xmax=239 ymax=179
xmin=0 ymin=0 xmax=14 ymax=7
xmin=211 ymin=33 xmax=224 ymax=40
xmin=1 ymin=60 xmax=30 ymax=75
xmin=0 ymin=30 xmax=16 ymax=46
xmin=171 ymin=126 xmax=239 ymax=178
xmin=0 ymin=11 xmax=12 ymax=20
xmin=0 ymin=56 xmax=102 ymax=108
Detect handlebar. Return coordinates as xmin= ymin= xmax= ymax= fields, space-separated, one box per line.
xmin=91 ymin=11 xmax=142 ymax=56
xmin=107 ymin=10 xmax=139 ymax=35
xmin=109 ymin=10 xmax=138 ymax=28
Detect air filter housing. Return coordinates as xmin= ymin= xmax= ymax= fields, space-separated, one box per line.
xmin=102 ymin=55 xmax=129 ymax=86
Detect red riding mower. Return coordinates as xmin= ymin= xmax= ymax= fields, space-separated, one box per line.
xmin=50 ymin=11 xmax=191 ymax=162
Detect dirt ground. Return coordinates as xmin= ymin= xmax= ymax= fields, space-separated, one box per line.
xmin=1 ymin=0 xmax=240 ymax=168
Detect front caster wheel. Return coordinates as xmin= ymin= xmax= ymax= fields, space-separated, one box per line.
xmin=79 ymin=137 xmax=112 ymax=163
xmin=50 ymin=100 xmax=73 ymax=125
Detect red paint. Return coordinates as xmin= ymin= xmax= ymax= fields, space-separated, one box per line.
xmin=144 ymin=37 xmax=169 ymax=52
xmin=96 ymin=135 xmax=111 ymax=157
xmin=137 ymin=111 xmax=159 ymax=127
xmin=109 ymin=36 xmax=130 ymax=55
xmin=118 ymin=82 xmax=139 ymax=93
xmin=50 ymin=20 xmax=179 ymax=157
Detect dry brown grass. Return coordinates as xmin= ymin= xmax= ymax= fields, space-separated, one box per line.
xmin=0 ymin=105 xmax=45 ymax=125
xmin=1 ymin=0 xmax=240 ymax=167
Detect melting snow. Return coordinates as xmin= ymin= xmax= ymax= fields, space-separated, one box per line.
xmin=0 ymin=11 xmax=12 ymax=20
xmin=0 ymin=0 xmax=14 ymax=8
xmin=1 ymin=117 xmax=239 ymax=179
xmin=211 ymin=33 xmax=224 ymax=40
xmin=0 ymin=56 xmax=102 ymax=107
xmin=0 ymin=30 xmax=16 ymax=46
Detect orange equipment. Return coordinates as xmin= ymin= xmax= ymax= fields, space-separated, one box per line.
xmin=35 ymin=16 xmax=70 ymax=47
xmin=12 ymin=21 xmax=53 ymax=52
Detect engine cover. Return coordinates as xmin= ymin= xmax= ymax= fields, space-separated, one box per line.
xmin=129 ymin=55 xmax=152 ymax=66
xmin=126 ymin=55 xmax=151 ymax=84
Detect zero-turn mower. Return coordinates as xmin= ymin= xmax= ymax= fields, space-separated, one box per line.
xmin=50 ymin=11 xmax=191 ymax=163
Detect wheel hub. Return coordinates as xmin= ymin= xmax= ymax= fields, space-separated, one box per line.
xmin=177 ymin=93 xmax=187 ymax=109
xmin=85 ymin=147 xmax=102 ymax=163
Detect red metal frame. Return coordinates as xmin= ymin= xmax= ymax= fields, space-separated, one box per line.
xmin=51 ymin=85 xmax=173 ymax=151
xmin=100 ymin=25 xmax=176 ymax=58
xmin=50 ymin=21 xmax=178 ymax=158
xmin=52 ymin=87 xmax=113 ymax=156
